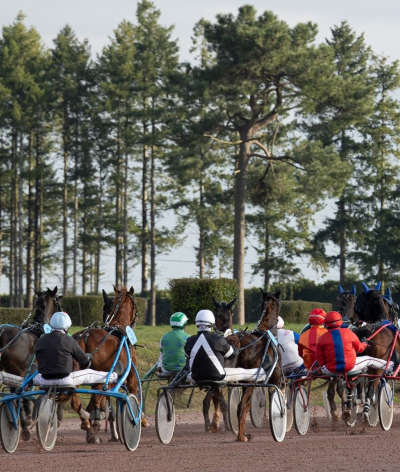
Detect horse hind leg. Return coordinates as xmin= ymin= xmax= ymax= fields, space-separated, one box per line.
xmin=70 ymin=393 xmax=91 ymax=433
xmin=210 ymin=389 xmax=221 ymax=433
xmin=20 ymin=399 xmax=33 ymax=441
xmin=327 ymin=379 xmax=340 ymax=422
xmin=219 ymin=391 xmax=230 ymax=431
xmin=203 ymin=391 xmax=212 ymax=432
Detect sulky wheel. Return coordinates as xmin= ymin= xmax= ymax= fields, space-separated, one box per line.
xmin=0 ymin=401 xmax=21 ymax=454
xmin=285 ymin=388 xmax=294 ymax=433
xmin=36 ymin=396 xmax=58 ymax=451
xmin=155 ymin=391 xmax=175 ymax=444
xmin=269 ymin=388 xmax=286 ymax=443
xmin=228 ymin=387 xmax=241 ymax=435
xmin=293 ymin=385 xmax=310 ymax=436
xmin=378 ymin=380 xmax=394 ymax=431
xmin=121 ymin=394 xmax=141 ymax=452
xmin=250 ymin=387 xmax=266 ymax=428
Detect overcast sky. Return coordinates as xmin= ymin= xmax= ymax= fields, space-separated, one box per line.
xmin=1 ymin=1 xmax=398 ymax=291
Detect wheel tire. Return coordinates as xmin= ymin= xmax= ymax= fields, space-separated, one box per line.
xmin=228 ymin=387 xmax=241 ymax=435
xmin=378 ymin=380 xmax=394 ymax=431
xmin=121 ymin=394 xmax=141 ymax=451
xmin=0 ymin=402 xmax=21 ymax=454
xmin=155 ymin=392 xmax=175 ymax=444
xmin=293 ymin=385 xmax=310 ymax=436
xmin=36 ymin=397 xmax=58 ymax=451
xmin=269 ymin=388 xmax=286 ymax=443
xmin=250 ymin=387 xmax=266 ymax=428
xmin=115 ymin=399 xmax=124 ymax=444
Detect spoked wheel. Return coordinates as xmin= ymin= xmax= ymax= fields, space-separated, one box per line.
xmin=36 ymin=396 xmax=58 ymax=451
xmin=228 ymin=387 xmax=241 ymax=435
xmin=155 ymin=391 xmax=175 ymax=444
xmin=250 ymin=387 xmax=266 ymax=428
xmin=368 ymin=388 xmax=379 ymax=427
xmin=378 ymin=380 xmax=394 ymax=431
xmin=121 ymin=394 xmax=141 ymax=451
xmin=294 ymin=385 xmax=310 ymax=436
xmin=0 ymin=401 xmax=20 ymax=453
xmin=269 ymin=388 xmax=286 ymax=443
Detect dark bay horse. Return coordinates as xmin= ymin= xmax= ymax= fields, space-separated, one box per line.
xmin=351 ymin=282 xmax=400 ymax=421
xmin=327 ymin=285 xmax=357 ymax=421
xmin=228 ymin=289 xmax=283 ymax=442
xmin=202 ymin=296 xmax=236 ymax=433
xmin=0 ymin=286 xmax=62 ymax=438
xmin=71 ymin=286 xmax=142 ymax=441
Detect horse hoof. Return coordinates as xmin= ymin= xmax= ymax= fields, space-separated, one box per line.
xmin=21 ymin=430 xmax=31 ymax=441
xmin=87 ymin=436 xmax=101 ymax=444
xmin=237 ymin=435 xmax=249 ymax=442
xmin=342 ymin=411 xmax=351 ymax=422
xmin=80 ymin=421 xmax=91 ymax=432
xmin=141 ymin=418 xmax=149 ymax=428
xmin=90 ymin=422 xmax=101 ymax=434
xmin=210 ymin=423 xmax=219 ymax=433
xmin=331 ymin=411 xmax=340 ymax=422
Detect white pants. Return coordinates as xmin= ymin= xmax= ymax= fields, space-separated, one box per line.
xmin=322 ymin=356 xmax=393 ymax=375
xmin=223 ymin=367 xmax=266 ymax=382
xmin=33 ymin=369 xmax=118 ymax=387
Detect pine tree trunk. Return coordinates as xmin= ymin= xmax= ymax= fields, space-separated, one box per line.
xmin=10 ymin=130 xmax=16 ymax=307
xmin=63 ymin=114 xmax=69 ymax=294
xmin=34 ymin=128 xmax=43 ymax=290
xmin=73 ymin=190 xmax=78 ymax=295
xmin=263 ymin=217 xmax=270 ymax=291
xmin=233 ymin=131 xmax=251 ymax=325
xmin=123 ymin=150 xmax=129 ymax=286
xmin=149 ymin=134 xmax=156 ymax=326
xmin=17 ymin=133 xmax=24 ymax=307
xmin=338 ymin=199 xmax=346 ymax=284
xmin=25 ymin=133 xmax=33 ymax=307
xmin=141 ymin=112 xmax=149 ymax=295
xmin=199 ymin=178 xmax=205 ymax=278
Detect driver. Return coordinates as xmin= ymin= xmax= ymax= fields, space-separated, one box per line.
xmin=34 ymin=311 xmax=124 ymax=386
xmin=315 ymin=311 xmax=392 ymax=374
xmin=184 ymin=310 xmax=271 ymax=383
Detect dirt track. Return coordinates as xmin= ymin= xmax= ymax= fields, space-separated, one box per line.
xmin=1 ymin=407 xmax=400 ymax=472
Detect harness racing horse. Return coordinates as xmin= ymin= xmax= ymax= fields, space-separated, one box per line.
xmin=228 ymin=289 xmax=283 ymax=442
xmin=202 ymin=297 xmax=236 ymax=433
xmin=0 ymin=286 xmax=62 ymax=439
xmin=350 ymin=282 xmax=400 ymax=421
xmin=326 ymin=285 xmax=357 ymax=421
xmin=71 ymin=286 xmax=143 ymax=443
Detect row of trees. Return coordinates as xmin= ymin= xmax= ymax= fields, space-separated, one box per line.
xmin=1 ymin=3 xmax=400 ymax=323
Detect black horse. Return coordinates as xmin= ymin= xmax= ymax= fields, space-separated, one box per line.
xmin=0 ymin=286 xmax=62 ymax=439
xmin=201 ymin=296 xmax=236 ymax=433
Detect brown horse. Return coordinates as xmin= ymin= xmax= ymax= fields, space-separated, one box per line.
xmin=0 ymin=286 xmax=62 ymax=438
xmin=202 ymin=297 xmax=236 ymax=433
xmin=228 ymin=289 xmax=283 ymax=442
xmin=70 ymin=286 xmax=144 ymax=442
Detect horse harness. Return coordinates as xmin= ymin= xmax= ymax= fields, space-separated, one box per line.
xmin=104 ymin=291 xmax=138 ymax=329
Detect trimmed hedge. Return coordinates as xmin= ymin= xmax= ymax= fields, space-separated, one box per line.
xmin=59 ymin=295 xmax=148 ymax=327
xmin=245 ymin=288 xmax=331 ymax=324
xmin=168 ymin=278 xmax=238 ymax=324
xmin=0 ymin=308 xmax=31 ymax=325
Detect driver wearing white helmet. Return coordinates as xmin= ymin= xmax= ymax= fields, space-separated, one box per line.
xmin=185 ymin=309 xmax=270 ymax=383
xmin=34 ymin=311 xmax=124 ymax=387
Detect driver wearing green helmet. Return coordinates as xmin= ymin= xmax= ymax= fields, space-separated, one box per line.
xmin=157 ymin=312 xmax=190 ymax=374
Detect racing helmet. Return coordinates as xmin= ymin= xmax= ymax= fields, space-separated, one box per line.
xmin=195 ymin=309 xmax=215 ymax=327
xmin=170 ymin=312 xmax=188 ymax=329
xmin=50 ymin=311 xmax=72 ymax=331
xmin=324 ymin=311 xmax=343 ymax=329
xmin=309 ymin=308 xmax=326 ymax=326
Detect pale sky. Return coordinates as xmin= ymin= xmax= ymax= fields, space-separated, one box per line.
xmin=1 ymin=1 xmax=398 ymax=291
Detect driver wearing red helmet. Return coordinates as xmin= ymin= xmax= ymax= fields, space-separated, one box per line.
xmin=316 ymin=311 xmax=392 ymax=374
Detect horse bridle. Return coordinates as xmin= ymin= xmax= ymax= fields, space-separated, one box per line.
xmin=104 ymin=291 xmax=138 ymax=328
xmin=213 ymin=303 xmax=232 ymax=336
xmin=256 ymin=295 xmax=281 ymax=330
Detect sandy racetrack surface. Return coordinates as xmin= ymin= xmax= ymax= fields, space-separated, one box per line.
xmin=1 ymin=406 xmax=400 ymax=472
